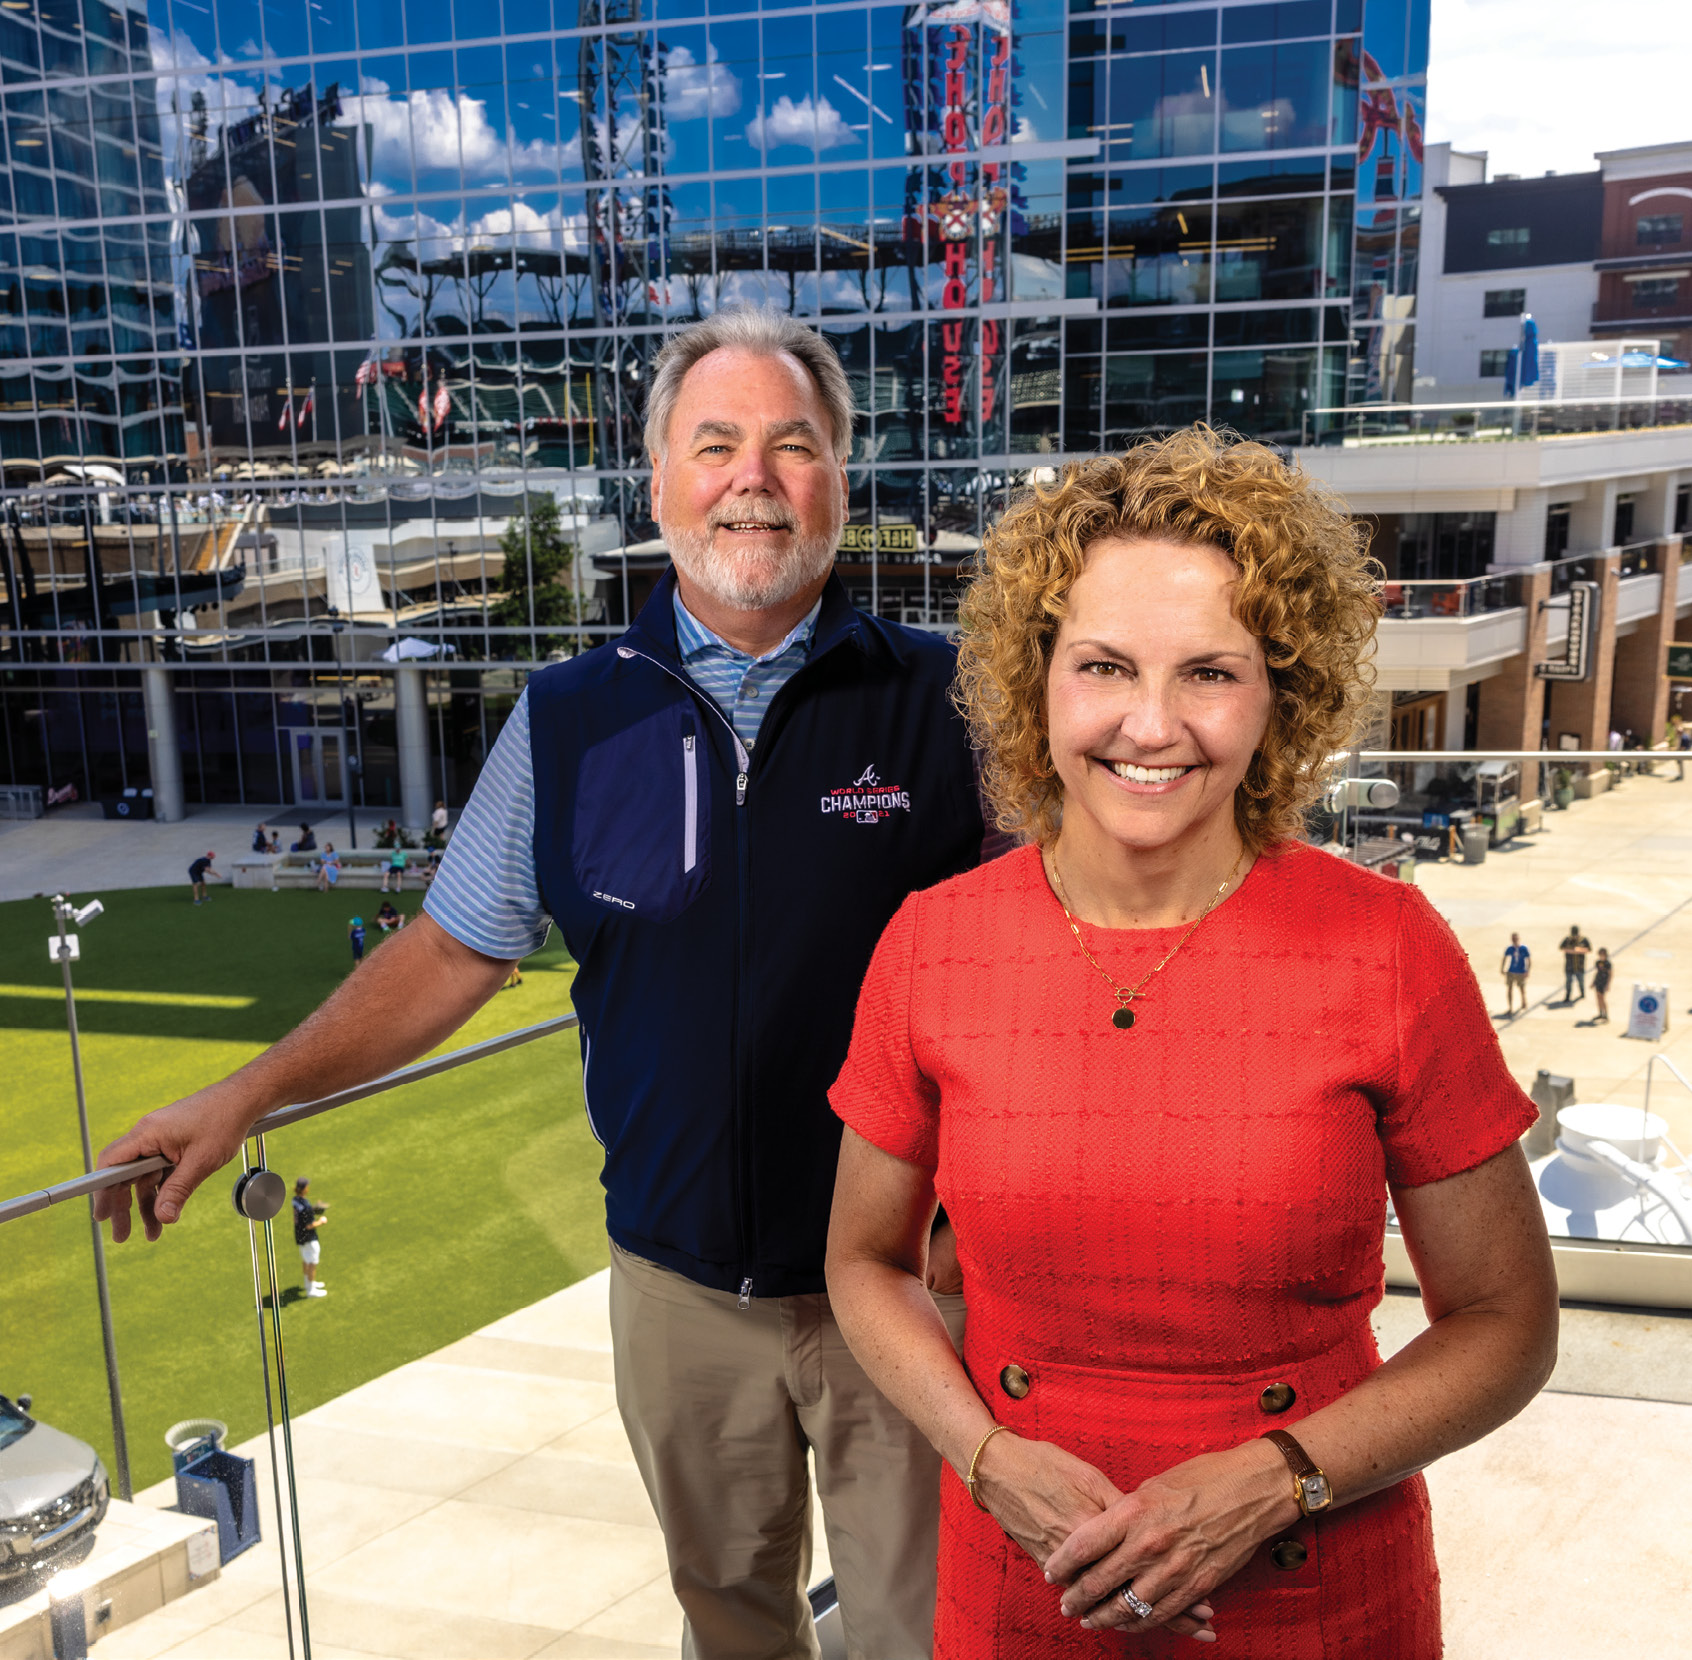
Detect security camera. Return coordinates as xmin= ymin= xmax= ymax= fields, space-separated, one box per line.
xmin=72 ymin=899 xmax=104 ymax=927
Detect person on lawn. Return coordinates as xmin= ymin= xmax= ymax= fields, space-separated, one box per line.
xmin=188 ymin=851 xmax=220 ymax=905
xmin=292 ymin=1177 xmax=327 ymax=1298
xmin=91 ymin=308 xmax=990 ymax=1660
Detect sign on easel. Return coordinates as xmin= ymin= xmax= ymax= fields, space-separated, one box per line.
xmin=1625 ymin=984 xmax=1669 ymax=1041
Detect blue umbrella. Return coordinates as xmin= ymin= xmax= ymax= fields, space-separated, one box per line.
xmin=1503 ymin=347 xmax=1520 ymax=399
xmin=1519 ymin=315 xmax=1540 ymax=389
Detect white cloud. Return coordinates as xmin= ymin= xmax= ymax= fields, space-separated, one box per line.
xmin=337 ymin=81 xmax=576 ymax=182
xmin=1427 ymin=0 xmax=1692 ymax=177
xmin=662 ymin=44 xmax=741 ymax=122
xmin=746 ymin=94 xmax=857 ymax=154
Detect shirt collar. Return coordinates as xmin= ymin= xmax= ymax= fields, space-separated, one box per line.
xmin=673 ymin=589 xmax=822 ymax=666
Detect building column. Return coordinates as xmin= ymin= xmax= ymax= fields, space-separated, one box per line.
xmin=1476 ymin=565 xmax=1552 ymax=750
xmin=395 ymin=666 xmax=432 ymax=831
xmin=1492 ymin=489 xmax=1551 ymax=567
xmin=1568 ymin=480 xmax=1619 ymax=554
xmin=1543 ymin=550 xmax=1621 ymax=773
xmin=1610 ymin=535 xmax=1684 ymax=745
xmin=141 ymin=665 xmax=184 ymax=822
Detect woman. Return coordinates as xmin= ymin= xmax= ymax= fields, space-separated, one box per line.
xmin=315 ymin=842 xmax=341 ymax=891
xmin=1592 ymin=947 xmax=1613 ymax=1023
xmin=826 ymin=429 xmax=1557 ymax=1657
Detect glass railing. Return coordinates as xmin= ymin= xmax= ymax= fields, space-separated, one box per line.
xmin=5 ymin=855 xmax=1688 ymax=1656
xmin=1379 ymin=572 xmax=1524 ymax=618
xmin=1303 ymin=391 xmax=1692 ymax=445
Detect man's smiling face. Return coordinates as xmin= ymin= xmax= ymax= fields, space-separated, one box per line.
xmin=650 ymin=346 xmax=848 ymax=612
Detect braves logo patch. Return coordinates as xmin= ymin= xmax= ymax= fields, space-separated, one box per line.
xmin=822 ymin=763 xmax=912 ymax=825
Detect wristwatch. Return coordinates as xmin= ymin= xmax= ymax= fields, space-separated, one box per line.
xmin=1262 ymin=1430 xmax=1333 ymax=1516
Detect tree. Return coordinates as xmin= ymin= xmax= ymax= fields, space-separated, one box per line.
xmin=492 ymin=493 xmax=581 ymax=655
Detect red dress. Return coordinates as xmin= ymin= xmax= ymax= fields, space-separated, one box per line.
xmin=830 ymin=843 xmax=1535 ymax=1659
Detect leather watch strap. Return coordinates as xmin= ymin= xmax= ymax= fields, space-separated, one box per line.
xmin=1262 ymin=1429 xmax=1317 ymax=1480
xmin=1262 ymin=1429 xmax=1332 ymax=1515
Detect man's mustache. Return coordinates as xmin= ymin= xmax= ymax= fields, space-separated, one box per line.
xmin=706 ymin=500 xmax=799 ymax=533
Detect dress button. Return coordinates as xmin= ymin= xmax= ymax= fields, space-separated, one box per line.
xmin=999 ymin=1364 xmax=1031 ymax=1400
xmin=1258 ymin=1382 xmax=1297 ymax=1415
xmin=1270 ymin=1539 xmax=1308 ymax=1571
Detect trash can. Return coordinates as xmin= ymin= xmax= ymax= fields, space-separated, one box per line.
xmin=174 ymin=1447 xmax=261 ymax=1564
xmin=165 ymin=1418 xmax=227 ymax=1473
xmin=1526 ymin=1071 xmax=1574 ymax=1159
xmin=1459 ymin=822 xmax=1489 ymax=865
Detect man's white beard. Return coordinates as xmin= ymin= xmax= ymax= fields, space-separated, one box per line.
xmin=661 ymin=513 xmax=841 ymax=611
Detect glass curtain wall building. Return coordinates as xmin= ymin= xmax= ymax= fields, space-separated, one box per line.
xmin=0 ymin=0 xmax=1428 ymax=816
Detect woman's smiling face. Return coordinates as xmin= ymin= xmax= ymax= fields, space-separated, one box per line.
xmin=1045 ymin=536 xmax=1275 ymax=855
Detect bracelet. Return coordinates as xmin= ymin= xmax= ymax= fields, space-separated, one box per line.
xmin=966 ymin=1423 xmax=1008 ymax=1512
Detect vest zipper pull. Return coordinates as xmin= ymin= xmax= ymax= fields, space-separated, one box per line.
xmin=737 ymin=1277 xmax=753 ymax=1309
xmin=736 ymin=772 xmax=748 ymax=805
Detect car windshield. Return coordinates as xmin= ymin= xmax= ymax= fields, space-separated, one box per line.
xmin=0 ymin=1398 xmax=34 ymax=1453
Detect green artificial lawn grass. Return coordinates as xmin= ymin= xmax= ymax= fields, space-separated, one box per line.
xmin=0 ymin=882 xmax=605 ymax=1494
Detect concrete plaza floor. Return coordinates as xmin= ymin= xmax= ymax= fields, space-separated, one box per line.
xmin=16 ymin=766 xmax=1692 ymax=1658
xmin=84 ymin=1274 xmax=1692 ymax=1660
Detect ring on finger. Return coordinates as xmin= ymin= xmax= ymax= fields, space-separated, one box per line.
xmin=1118 ymin=1585 xmax=1154 ymax=1621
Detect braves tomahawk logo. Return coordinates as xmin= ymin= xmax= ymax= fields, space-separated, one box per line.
xmin=822 ymin=763 xmax=912 ymax=825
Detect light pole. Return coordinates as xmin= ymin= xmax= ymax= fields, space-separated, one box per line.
xmin=327 ymin=610 xmax=358 ymax=849
xmin=49 ymin=894 xmax=132 ymax=1502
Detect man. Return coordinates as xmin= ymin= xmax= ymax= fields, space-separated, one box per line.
xmin=1559 ymin=923 xmax=1592 ymax=1003
xmin=292 ymin=1177 xmax=327 ymax=1297
xmin=1500 ymin=932 xmax=1531 ymax=1014
xmin=93 ymin=310 xmax=986 ymax=1660
xmin=187 ymin=850 xmax=219 ymax=905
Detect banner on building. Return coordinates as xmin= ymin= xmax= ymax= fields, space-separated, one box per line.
xmin=901 ymin=0 xmax=1025 ymax=440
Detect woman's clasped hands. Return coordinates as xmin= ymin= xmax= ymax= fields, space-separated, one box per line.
xmin=974 ymin=1430 xmax=1300 ymax=1645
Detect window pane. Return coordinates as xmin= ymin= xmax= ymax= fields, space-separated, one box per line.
xmin=1219 ymin=41 xmax=1330 ymax=153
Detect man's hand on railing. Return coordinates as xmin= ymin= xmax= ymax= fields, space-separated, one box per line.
xmin=89 ymin=914 xmax=516 ymax=1244
xmin=93 ymin=1078 xmax=258 ymax=1242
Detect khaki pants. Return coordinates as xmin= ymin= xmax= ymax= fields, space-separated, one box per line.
xmin=610 ymin=1243 xmax=966 ymax=1660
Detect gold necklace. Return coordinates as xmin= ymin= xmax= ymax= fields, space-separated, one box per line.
xmin=1046 ymin=844 xmax=1245 ymax=1030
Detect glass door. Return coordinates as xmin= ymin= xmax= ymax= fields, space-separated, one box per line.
xmin=290 ymin=731 xmax=345 ymax=805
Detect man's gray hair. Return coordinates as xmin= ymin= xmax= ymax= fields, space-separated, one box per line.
xmin=644 ymin=309 xmax=856 ymax=462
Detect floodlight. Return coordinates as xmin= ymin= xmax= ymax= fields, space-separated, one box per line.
xmin=72 ymin=899 xmax=104 ymax=927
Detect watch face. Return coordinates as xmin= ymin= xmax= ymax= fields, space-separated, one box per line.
xmin=1300 ymin=1474 xmax=1332 ymax=1511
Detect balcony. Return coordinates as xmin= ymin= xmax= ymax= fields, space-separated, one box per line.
xmin=4 ymin=807 xmax=1692 ymax=1659
xmin=1304 ymin=392 xmax=1692 ymax=446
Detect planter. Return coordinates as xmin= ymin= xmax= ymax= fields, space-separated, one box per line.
xmin=1553 ymin=786 xmax=1575 ymax=810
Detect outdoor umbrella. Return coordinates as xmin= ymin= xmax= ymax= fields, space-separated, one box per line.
xmin=1518 ymin=315 xmax=1540 ymax=390
xmin=379 ymin=637 xmax=455 ymax=662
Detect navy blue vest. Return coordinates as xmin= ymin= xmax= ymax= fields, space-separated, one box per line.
xmin=527 ymin=570 xmax=985 ymax=1298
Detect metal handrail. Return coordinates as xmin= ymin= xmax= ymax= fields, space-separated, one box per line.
xmin=0 ymin=1013 xmax=578 ymax=1228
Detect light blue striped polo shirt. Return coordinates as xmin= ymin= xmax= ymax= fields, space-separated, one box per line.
xmin=672 ymin=589 xmax=821 ymax=751
xmin=423 ymin=592 xmax=820 ymax=961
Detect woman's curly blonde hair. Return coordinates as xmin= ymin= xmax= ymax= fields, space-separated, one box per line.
xmin=955 ymin=426 xmax=1380 ymax=852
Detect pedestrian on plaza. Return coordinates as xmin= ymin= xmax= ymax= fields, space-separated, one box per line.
xmin=826 ymin=429 xmax=1555 ymax=1658
xmin=348 ymin=915 xmax=366 ymax=968
xmin=1676 ymin=716 xmax=1690 ymax=781
xmin=1501 ymin=932 xmax=1531 ymax=1014
xmin=431 ymin=800 xmax=449 ymax=839
xmin=291 ymin=822 xmax=317 ymax=853
xmin=251 ymin=822 xmax=272 ymax=854
xmin=92 ymin=308 xmax=992 ymax=1660
xmin=315 ymin=843 xmax=340 ymax=891
xmin=382 ymin=844 xmax=407 ymax=892
xmin=1592 ymin=948 xmax=1613 ymax=1023
xmin=1559 ymin=923 xmax=1592 ymax=1003
xmin=292 ymin=1177 xmax=327 ymax=1297
xmin=375 ymin=899 xmax=402 ymax=934
xmin=188 ymin=850 xmax=220 ymax=905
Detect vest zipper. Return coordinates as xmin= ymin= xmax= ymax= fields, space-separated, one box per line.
xmin=737 ymin=1277 xmax=753 ymax=1309
xmin=616 ymin=645 xmax=750 ymax=798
